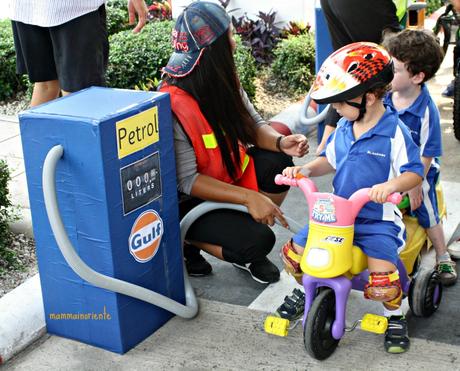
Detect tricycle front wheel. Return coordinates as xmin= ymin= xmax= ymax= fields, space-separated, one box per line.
xmin=303 ymin=288 xmax=340 ymax=360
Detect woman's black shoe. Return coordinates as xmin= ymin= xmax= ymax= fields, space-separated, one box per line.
xmin=233 ymin=257 xmax=280 ymax=284
xmin=184 ymin=243 xmax=212 ymax=276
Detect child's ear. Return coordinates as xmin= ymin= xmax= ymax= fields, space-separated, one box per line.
xmin=365 ymin=92 xmax=377 ymax=106
xmin=412 ymin=71 xmax=425 ymax=85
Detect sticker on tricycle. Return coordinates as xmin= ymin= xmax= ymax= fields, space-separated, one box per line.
xmin=312 ymin=197 xmax=337 ymax=223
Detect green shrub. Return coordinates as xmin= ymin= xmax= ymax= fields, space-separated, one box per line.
xmin=106 ymin=0 xmax=130 ymax=35
xmin=0 ymin=20 xmax=26 ymax=101
xmin=426 ymin=0 xmax=444 ymax=16
xmin=106 ymin=20 xmax=173 ymax=90
xmin=107 ymin=21 xmax=258 ymax=99
xmin=234 ymin=35 xmax=257 ymax=100
xmin=0 ymin=160 xmax=19 ymax=273
xmin=271 ymin=33 xmax=315 ymax=94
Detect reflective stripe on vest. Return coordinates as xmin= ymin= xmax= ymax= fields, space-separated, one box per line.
xmin=202 ymin=133 xmax=251 ymax=173
xmin=393 ymin=0 xmax=407 ymax=22
xmin=242 ymin=154 xmax=250 ymax=172
xmin=202 ymin=133 xmax=218 ymax=149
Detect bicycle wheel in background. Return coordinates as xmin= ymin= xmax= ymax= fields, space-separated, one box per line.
xmin=453 ymin=67 xmax=460 ymax=140
xmin=433 ymin=15 xmax=452 ymax=57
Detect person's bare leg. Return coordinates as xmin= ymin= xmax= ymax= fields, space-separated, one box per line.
xmin=30 ymin=80 xmax=60 ymax=107
xmin=61 ymin=90 xmax=71 ymax=96
xmin=188 ymin=240 xmax=224 ymax=260
xmin=316 ymin=124 xmax=336 ymax=155
xmin=367 ymin=256 xmax=396 ymax=273
xmin=427 ymin=223 xmax=448 ymax=257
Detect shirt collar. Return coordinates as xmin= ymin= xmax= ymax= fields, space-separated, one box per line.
xmin=385 ymin=83 xmax=429 ymax=118
xmin=342 ymin=106 xmax=397 ymax=139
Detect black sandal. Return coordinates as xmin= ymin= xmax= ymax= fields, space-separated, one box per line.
xmin=384 ymin=315 xmax=410 ymax=354
xmin=275 ymin=288 xmax=305 ymax=321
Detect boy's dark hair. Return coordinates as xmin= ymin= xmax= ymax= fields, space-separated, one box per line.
xmin=367 ymin=84 xmax=391 ymax=99
xmin=383 ymin=29 xmax=444 ymax=82
xmin=165 ymin=32 xmax=257 ymax=181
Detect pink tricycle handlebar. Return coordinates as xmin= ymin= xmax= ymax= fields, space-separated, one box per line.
xmin=387 ymin=192 xmax=403 ymax=204
xmin=274 ymin=174 xmax=318 ymax=197
xmin=275 ymin=174 xmax=402 ymax=222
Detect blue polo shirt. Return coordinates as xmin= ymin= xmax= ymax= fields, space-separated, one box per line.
xmin=384 ymin=84 xmax=442 ymax=167
xmin=322 ymin=106 xmax=424 ymax=221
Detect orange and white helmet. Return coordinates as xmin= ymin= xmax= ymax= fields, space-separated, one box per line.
xmin=311 ymin=42 xmax=394 ymax=104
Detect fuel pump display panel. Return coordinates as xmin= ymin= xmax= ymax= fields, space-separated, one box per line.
xmin=120 ymin=152 xmax=162 ymax=215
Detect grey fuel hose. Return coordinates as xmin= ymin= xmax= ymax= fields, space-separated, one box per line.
xmin=298 ymin=88 xmax=330 ymax=127
xmin=42 ymin=145 xmax=303 ymax=319
xmin=43 ymin=145 xmax=198 ymax=318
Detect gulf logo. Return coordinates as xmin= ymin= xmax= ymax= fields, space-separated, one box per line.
xmin=129 ymin=210 xmax=163 ymax=263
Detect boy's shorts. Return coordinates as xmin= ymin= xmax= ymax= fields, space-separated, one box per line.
xmin=12 ymin=5 xmax=108 ymax=92
xmin=293 ymin=217 xmax=406 ymax=266
xmin=412 ymin=167 xmax=440 ymax=229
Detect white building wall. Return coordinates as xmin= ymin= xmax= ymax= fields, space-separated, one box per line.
xmin=171 ymin=0 xmax=316 ymax=29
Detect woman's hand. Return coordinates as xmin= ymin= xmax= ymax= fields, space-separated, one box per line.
xmin=407 ymin=184 xmax=423 ymax=211
xmin=244 ymin=191 xmax=288 ymax=227
xmin=280 ymin=134 xmax=309 ymax=157
xmin=368 ymin=182 xmax=397 ymax=204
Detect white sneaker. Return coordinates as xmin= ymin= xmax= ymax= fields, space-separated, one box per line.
xmin=448 ymin=238 xmax=460 ymax=260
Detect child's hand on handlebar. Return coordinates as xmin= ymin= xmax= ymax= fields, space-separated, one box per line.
xmin=368 ymin=182 xmax=397 ymax=204
xmin=282 ymin=166 xmax=311 ymax=178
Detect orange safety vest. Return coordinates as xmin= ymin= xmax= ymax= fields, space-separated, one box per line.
xmin=160 ymin=82 xmax=258 ymax=191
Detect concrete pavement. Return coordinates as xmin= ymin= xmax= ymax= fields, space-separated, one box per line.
xmin=3 ymin=299 xmax=460 ymax=371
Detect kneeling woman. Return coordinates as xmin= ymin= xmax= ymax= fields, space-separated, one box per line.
xmin=160 ymin=1 xmax=308 ymax=284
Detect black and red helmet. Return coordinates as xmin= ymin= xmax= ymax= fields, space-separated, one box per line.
xmin=311 ymin=42 xmax=394 ymax=104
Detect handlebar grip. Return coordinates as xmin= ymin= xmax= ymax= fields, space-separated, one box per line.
xmin=387 ymin=193 xmax=403 ymax=205
xmin=274 ymin=174 xmax=298 ymax=187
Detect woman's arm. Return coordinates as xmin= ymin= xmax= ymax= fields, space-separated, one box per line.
xmin=241 ymin=89 xmax=309 ymax=157
xmin=173 ymin=118 xmax=287 ymax=226
xmin=254 ymin=124 xmax=309 ymax=157
xmin=191 ymin=173 xmax=288 ymax=227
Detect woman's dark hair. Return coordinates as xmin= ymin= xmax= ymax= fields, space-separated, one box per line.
xmin=165 ymin=30 xmax=257 ymax=181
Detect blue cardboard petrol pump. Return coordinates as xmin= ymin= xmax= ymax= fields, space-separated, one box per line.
xmin=19 ymin=87 xmax=196 ymax=353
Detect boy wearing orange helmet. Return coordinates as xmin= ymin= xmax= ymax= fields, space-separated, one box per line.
xmin=279 ymin=42 xmax=424 ymax=353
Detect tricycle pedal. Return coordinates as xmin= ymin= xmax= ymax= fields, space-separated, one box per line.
xmin=264 ymin=315 xmax=290 ymax=337
xmin=360 ymin=313 xmax=388 ymax=334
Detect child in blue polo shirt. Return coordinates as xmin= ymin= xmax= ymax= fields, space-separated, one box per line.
xmin=383 ymin=29 xmax=457 ymax=286
xmin=278 ymin=42 xmax=424 ymax=354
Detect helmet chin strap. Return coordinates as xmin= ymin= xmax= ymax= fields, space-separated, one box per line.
xmin=345 ymin=94 xmax=367 ymax=121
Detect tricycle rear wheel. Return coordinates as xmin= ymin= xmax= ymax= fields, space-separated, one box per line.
xmin=409 ymin=268 xmax=442 ymax=317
